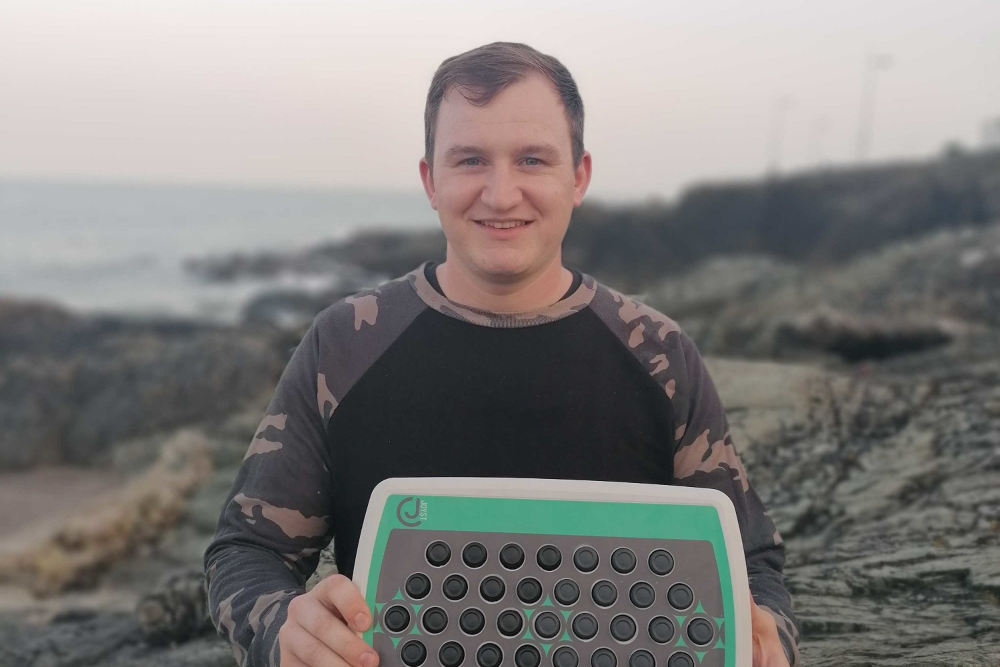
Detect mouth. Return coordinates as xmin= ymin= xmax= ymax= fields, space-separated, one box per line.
xmin=474 ymin=220 xmax=534 ymax=230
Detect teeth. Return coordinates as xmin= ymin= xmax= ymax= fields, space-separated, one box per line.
xmin=479 ymin=220 xmax=527 ymax=229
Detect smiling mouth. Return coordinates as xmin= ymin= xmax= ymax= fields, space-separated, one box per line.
xmin=475 ymin=220 xmax=533 ymax=229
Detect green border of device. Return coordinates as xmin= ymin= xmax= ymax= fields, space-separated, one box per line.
xmin=355 ymin=479 xmax=744 ymax=667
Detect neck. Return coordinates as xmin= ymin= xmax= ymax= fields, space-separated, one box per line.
xmin=436 ymin=252 xmax=574 ymax=313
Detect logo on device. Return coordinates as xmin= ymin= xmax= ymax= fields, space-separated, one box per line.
xmin=396 ymin=496 xmax=427 ymax=527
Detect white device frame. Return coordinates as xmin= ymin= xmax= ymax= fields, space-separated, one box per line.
xmin=352 ymin=477 xmax=751 ymax=666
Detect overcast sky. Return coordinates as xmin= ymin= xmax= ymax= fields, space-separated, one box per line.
xmin=1 ymin=0 xmax=997 ymax=201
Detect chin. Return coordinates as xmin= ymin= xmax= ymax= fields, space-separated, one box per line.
xmin=474 ymin=254 xmax=534 ymax=279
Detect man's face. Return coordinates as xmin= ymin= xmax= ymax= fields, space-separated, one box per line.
xmin=419 ymin=72 xmax=592 ymax=283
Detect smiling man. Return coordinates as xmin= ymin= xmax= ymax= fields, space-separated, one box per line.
xmin=205 ymin=42 xmax=801 ymax=667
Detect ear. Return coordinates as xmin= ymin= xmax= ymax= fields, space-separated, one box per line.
xmin=419 ymin=157 xmax=438 ymax=211
xmin=572 ymin=150 xmax=593 ymax=207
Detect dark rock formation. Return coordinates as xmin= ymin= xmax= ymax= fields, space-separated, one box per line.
xmin=184 ymin=149 xmax=1000 ymax=293
xmin=0 ymin=299 xmax=293 ymax=470
xmin=646 ymin=222 xmax=1000 ymax=361
xmin=136 ymin=569 xmax=215 ymax=647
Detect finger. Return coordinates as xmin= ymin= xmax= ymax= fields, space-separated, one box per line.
xmin=280 ymin=648 xmax=312 ymax=667
xmin=297 ymin=594 xmax=380 ymax=667
xmin=285 ymin=621 xmax=355 ymax=667
xmin=317 ymin=575 xmax=372 ymax=632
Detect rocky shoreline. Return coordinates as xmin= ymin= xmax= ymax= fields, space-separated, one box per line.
xmin=2 ymin=151 xmax=999 ymax=666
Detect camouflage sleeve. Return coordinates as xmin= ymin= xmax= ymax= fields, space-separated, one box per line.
xmin=204 ymin=317 xmax=335 ymax=667
xmin=670 ymin=332 xmax=801 ymax=667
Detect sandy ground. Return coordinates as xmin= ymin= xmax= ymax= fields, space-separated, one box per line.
xmin=0 ymin=467 xmax=131 ymax=552
xmin=0 ymin=466 xmax=137 ymax=620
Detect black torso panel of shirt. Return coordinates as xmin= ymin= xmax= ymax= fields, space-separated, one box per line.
xmin=326 ymin=305 xmax=676 ymax=579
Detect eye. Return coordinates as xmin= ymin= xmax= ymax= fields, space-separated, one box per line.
xmin=462 ymin=157 xmax=483 ymax=166
xmin=523 ymin=157 xmax=542 ymax=166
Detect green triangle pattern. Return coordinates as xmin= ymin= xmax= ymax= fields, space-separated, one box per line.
xmin=676 ymin=636 xmax=687 ymax=648
xmin=713 ymin=617 xmax=724 ymax=627
xmin=524 ymin=609 xmax=535 ymax=619
xmin=714 ymin=637 xmax=725 ymax=649
xmin=560 ymin=610 xmax=572 ymax=620
xmin=410 ymin=604 xmax=423 ymax=614
xmin=392 ymin=589 xmax=405 ymax=600
xmin=560 ymin=630 xmax=573 ymax=642
xmin=523 ymin=629 xmax=534 ymax=640
xmin=542 ymin=596 xmax=554 ymax=607
xmin=409 ymin=625 xmax=422 ymax=635
xmin=675 ymin=616 xmax=687 ymax=626
xmin=694 ymin=602 xmax=705 ymax=613
xmin=391 ymin=637 xmax=402 ymax=648
xmin=374 ymin=603 xmax=385 ymax=613
xmin=373 ymin=620 xmax=382 ymax=634
xmin=541 ymin=644 xmax=552 ymax=656
xmin=695 ymin=651 xmax=706 ymax=663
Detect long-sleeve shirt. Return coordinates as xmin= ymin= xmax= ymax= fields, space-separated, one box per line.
xmin=204 ymin=261 xmax=801 ymax=667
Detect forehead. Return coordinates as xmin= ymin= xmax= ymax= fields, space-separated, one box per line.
xmin=435 ymin=72 xmax=571 ymax=155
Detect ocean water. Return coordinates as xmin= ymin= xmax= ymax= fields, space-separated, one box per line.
xmin=0 ymin=180 xmax=439 ymax=323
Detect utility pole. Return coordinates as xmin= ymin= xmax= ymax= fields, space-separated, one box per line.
xmin=984 ymin=117 xmax=1000 ymax=149
xmin=766 ymin=95 xmax=794 ymax=175
xmin=855 ymin=52 xmax=893 ymax=162
xmin=809 ymin=116 xmax=830 ymax=167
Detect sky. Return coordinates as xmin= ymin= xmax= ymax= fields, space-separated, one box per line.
xmin=1 ymin=0 xmax=998 ymax=201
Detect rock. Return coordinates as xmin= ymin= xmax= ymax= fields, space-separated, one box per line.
xmin=0 ymin=429 xmax=213 ymax=596
xmin=647 ymin=222 xmax=1000 ymax=360
xmin=0 ymin=299 xmax=290 ymax=470
xmin=709 ymin=356 xmax=1000 ymax=665
xmin=136 ymin=569 xmax=214 ymax=647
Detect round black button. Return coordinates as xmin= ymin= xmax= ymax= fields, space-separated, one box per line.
xmin=440 ymin=642 xmax=465 ymax=667
xmin=533 ymin=611 xmax=562 ymax=639
xmin=422 ymin=607 xmax=448 ymax=634
xmin=628 ymin=582 xmax=654 ymax=609
xmin=515 ymin=645 xmax=541 ymax=667
xmin=666 ymin=584 xmax=693 ymax=611
xmin=401 ymin=640 xmax=427 ymax=667
xmin=477 ymin=643 xmax=503 ymax=667
xmin=554 ymin=579 xmax=580 ymax=606
xmin=480 ymin=576 xmax=506 ymax=602
xmin=571 ymin=613 xmax=598 ymax=640
xmin=629 ymin=650 xmax=654 ymax=667
xmin=444 ymin=574 xmax=469 ymax=601
xmin=537 ymin=545 xmax=562 ymax=571
xmin=610 ymin=615 xmax=636 ymax=642
xmin=648 ymin=550 xmax=674 ymax=576
xmin=592 ymin=580 xmax=618 ymax=607
xmin=591 ymin=649 xmax=617 ymax=667
xmin=611 ymin=548 xmax=636 ymax=574
xmin=384 ymin=605 xmax=410 ymax=633
xmin=498 ymin=609 xmax=524 ymax=637
xmin=406 ymin=573 xmax=431 ymax=599
xmin=573 ymin=546 xmax=599 ymax=573
xmin=553 ymin=647 xmax=579 ymax=667
xmin=427 ymin=541 xmax=451 ymax=567
xmin=648 ymin=617 xmax=675 ymax=644
xmin=687 ymin=618 xmax=714 ymax=646
xmin=517 ymin=577 xmax=543 ymax=604
xmin=460 ymin=608 xmax=485 ymax=634
xmin=500 ymin=543 xmax=525 ymax=570
xmin=666 ymin=654 xmax=693 ymax=667
xmin=464 ymin=542 xmax=488 ymax=568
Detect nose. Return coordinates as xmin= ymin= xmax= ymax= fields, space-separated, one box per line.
xmin=480 ymin=163 xmax=523 ymax=213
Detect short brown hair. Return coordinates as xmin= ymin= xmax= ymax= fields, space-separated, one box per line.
xmin=424 ymin=42 xmax=585 ymax=174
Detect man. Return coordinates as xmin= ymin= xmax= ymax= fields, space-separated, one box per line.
xmin=204 ymin=42 xmax=800 ymax=667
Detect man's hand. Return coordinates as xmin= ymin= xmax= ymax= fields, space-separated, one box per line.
xmin=278 ymin=574 xmax=381 ymax=667
xmin=750 ymin=595 xmax=790 ymax=667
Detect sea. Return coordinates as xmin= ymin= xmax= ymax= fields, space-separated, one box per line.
xmin=0 ymin=179 xmax=439 ymax=324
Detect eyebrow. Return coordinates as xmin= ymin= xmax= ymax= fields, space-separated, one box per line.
xmin=441 ymin=142 xmax=562 ymax=163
